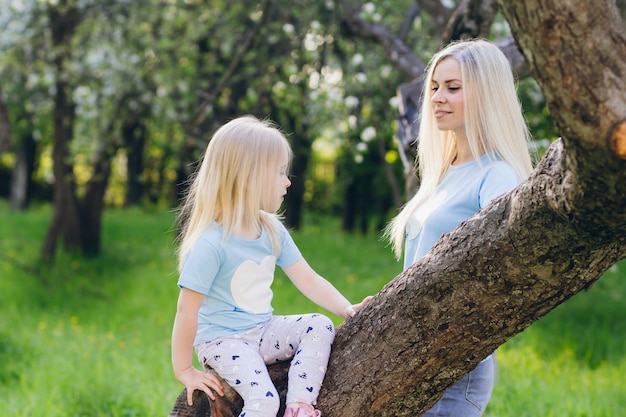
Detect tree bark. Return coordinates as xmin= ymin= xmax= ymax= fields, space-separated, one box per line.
xmin=123 ymin=116 xmax=148 ymax=207
xmin=0 ymin=85 xmax=11 ymax=154
xmin=441 ymin=0 xmax=499 ymax=43
xmin=282 ymin=113 xmax=311 ymax=230
xmin=41 ymin=2 xmax=82 ymax=262
xmin=9 ymin=131 xmax=36 ymax=211
xmin=80 ymin=128 xmax=120 ymax=256
xmin=170 ymin=0 xmax=626 ymax=415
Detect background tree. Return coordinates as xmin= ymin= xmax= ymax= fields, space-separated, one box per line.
xmin=42 ymin=0 xmax=84 ymax=261
xmin=1 ymin=0 xmax=542 ymax=261
xmin=39 ymin=0 xmax=173 ymax=259
xmin=0 ymin=4 xmax=53 ymax=210
xmin=170 ymin=0 xmax=626 ymax=415
xmin=0 ymin=1 xmax=429 ymax=250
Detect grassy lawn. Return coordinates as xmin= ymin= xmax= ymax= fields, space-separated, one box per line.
xmin=0 ymin=202 xmax=624 ymax=416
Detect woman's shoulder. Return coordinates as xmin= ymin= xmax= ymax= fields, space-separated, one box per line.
xmin=488 ymin=159 xmax=515 ymax=173
xmin=481 ymin=153 xmax=516 ymax=176
xmin=478 ymin=158 xmax=519 ymax=203
xmin=487 ymin=159 xmax=517 ymax=178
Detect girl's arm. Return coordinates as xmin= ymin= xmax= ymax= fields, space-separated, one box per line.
xmin=171 ymin=287 xmax=224 ymax=405
xmin=282 ymin=257 xmax=372 ymax=318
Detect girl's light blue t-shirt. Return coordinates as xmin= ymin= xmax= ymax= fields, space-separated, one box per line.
xmin=178 ymin=220 xmax=302 ymax=346
xmin=404 ymin=152 xmax=519 ymax=270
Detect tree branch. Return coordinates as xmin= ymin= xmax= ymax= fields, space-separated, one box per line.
xmin=340 ymin=2 xmax=427 ymax=79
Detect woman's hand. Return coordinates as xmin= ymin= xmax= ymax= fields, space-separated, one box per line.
xmin=176 ymin=366 xmax=224 ymax=405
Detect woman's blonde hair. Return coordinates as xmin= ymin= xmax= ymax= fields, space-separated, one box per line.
xmin=176 ymin=116 xmax=292 ymax=272
xmin=385 ymin=39 xmax=534 ymax=259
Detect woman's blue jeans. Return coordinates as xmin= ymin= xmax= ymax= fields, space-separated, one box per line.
xmin=422 ymin=354 xmax=495 ymax=417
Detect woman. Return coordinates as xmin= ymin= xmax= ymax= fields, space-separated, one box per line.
xmin=385 ymin=39 xmax=534 ymax=416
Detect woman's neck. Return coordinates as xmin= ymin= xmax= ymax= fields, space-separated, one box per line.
xmin=452 ymin=132 xmax=487 ymax=165
xmin=452 ymin=139 xmax=474 ymax=165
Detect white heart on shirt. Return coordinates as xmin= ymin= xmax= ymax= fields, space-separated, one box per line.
xmin=231 ymin=256 xmax=275 ymax=314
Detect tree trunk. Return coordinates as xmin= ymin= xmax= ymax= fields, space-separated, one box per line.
xmin=41 ymin=2 xmax=82 ymax=262
xmin=282 ymin=112 xmax=311 ymax=231
xmin=377 ymin=137 xmax=403 ymax=210
xmin=0 ymin=85 xmax=11 ymax=154
xmin=340 ymin=176 xmax=357 ymax=232
xmin=169 ymin=0 xmax=626 ymax=415
xmin=10 ymin=131 xmax=36 ymax=211
xmin=123 ymin=117 xmax=147 ymax=207
xmin=42 ymin=76 xmax=81 ymax=261
xmin=80 ymin=130 xmax=120 ymax=256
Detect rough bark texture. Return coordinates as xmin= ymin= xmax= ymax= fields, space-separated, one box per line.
xmin=170 ymin=0 xmax=626 ymax=415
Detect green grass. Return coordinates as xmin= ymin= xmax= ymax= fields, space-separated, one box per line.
xmin=487 ymin=261 xmax=626 ymax=417
xmin=0 ymin=202 xmax=624 ymax=416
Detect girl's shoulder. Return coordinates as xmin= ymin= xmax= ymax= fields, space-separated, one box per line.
xmin=261 ymin=212 xmax=289 ymax=232
xmin=197 ymin=222 xmax=224 ymax=244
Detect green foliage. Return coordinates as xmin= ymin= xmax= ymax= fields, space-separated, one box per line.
xmin=0 ymin=0 xmax=564 ymax=238
xmin=0 ymin=203 xmax=624 ymax=416
xmin=517 ymin=77 xmax=560 ymax=160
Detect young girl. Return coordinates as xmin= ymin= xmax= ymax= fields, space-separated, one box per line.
xmin=386 ymin=39 xmax=534 ymax=416
xmin=171 ymin=116 xmax=371 ymax=417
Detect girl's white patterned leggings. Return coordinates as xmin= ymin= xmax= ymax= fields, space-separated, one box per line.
xmin=195 ymin=313 xmax=335 ymax=417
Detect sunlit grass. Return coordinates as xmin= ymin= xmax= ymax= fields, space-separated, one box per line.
xmin=487 ymin=262 xmax=626 ymax=416
xmin=0 ymin=204 xmax=179 ymax=417
xmin=0 ymin=202 xmax=624 ymax=416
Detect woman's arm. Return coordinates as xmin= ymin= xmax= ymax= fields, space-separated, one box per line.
xmin=171 ymin=287 xmax=224 ymax=405
xmin=282 ymin=258 xmax=372 ymax=318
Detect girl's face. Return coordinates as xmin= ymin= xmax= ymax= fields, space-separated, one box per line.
xmin=430 ymin=58 xmax=466 ymax=141
xmin=264 ymin=153 xmax=291 ymax=212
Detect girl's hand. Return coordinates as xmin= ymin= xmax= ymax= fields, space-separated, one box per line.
xmin=176 ymin=366 xmax=224 ymax=405
xmin=345 ymin=295 xmax=374 ymax=318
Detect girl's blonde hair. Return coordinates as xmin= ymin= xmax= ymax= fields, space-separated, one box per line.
xmin=176 ymin=116 xmax=292 ymax=272
xmin=385 ymin=39 xmax=534 ymax=259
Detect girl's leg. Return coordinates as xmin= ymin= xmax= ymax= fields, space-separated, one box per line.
xmin=197 ymin=335 xmax=279 ymax=417
xmin=259 ymin=314 xmax=335 ymax=406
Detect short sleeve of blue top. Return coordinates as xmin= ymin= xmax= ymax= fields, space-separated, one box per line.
xmin=403 ymin=152 xmax=520 ymax=270
xmin=178 ymin=219 xmax=302 ymax=346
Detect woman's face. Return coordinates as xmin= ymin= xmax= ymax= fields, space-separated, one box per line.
xmin=430 ymin=58 xmax=465 ymax=140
